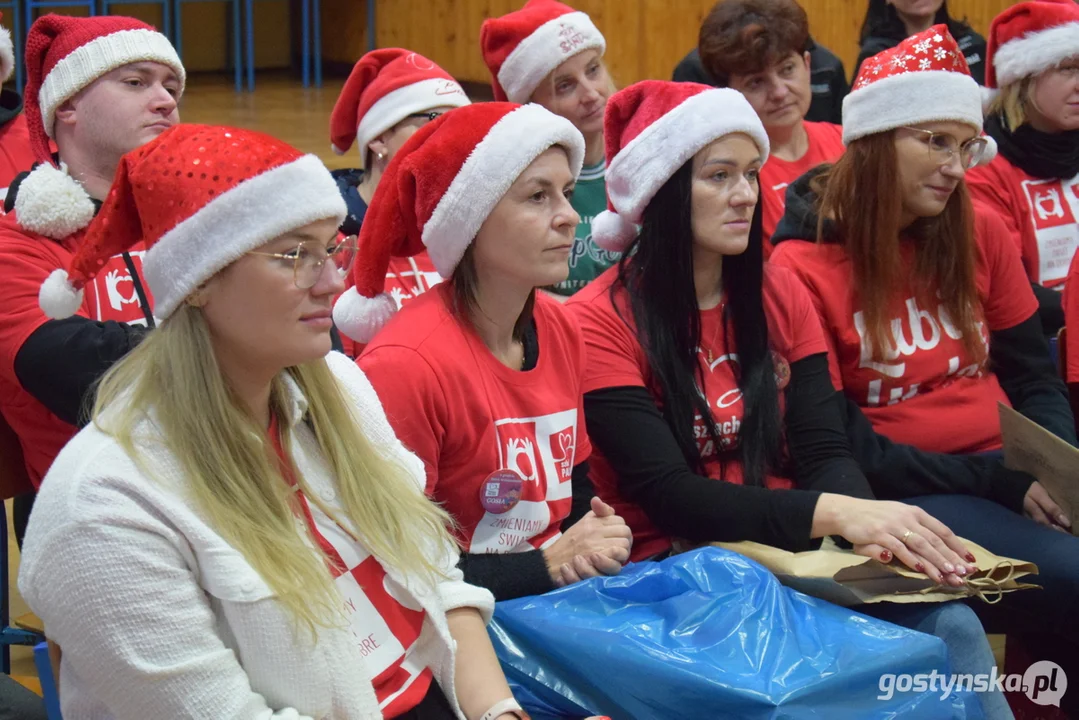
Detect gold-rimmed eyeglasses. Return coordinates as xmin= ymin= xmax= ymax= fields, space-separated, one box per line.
xmin=248 ymin=235 xmax=358 ymax=289
xmin=900 ymin=126 xmax=988 ymax=170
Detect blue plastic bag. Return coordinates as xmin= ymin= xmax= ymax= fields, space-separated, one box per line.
xmin=489 ymin=547 xmax=982 ymax=720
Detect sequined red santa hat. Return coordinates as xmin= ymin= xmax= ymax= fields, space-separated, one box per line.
xmin=14 ymin=14 xmax=184 ymax=241
xmin=480 ymin=0 xmax=606 ymax=103
xmin=844 ymin=25 xmax=985 ymax=145
xmin=333 ymin=102 xmax=584 ymax=343
xmin=329 ymin=48 xmax=470 ymax=164
xmin=985 ymin=0 xmax=1079 ymax=92
xmin=591 ymin=80 xmax=769 ymax=253
xmin=39 ymin=124 xmax=345 ymax=322
xmin=0 ymin=12 xmax=14 ymax=84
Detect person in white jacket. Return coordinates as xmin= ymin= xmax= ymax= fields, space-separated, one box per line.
xmin=18 ymin=123 xmax=529 ymax=720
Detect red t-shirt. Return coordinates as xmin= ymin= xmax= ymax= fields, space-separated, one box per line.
xmin=760 ymin=121 xmax=845 ymax=256
xmin=268 ymin=416 xmax=432 ymax=717
xmin=770 ymin=210 xmax=1038 ymax=454
xmin=0 ymin=215 xmax=154 ymax=487
xmin=566 ymin=265 xmax=828 ymax=561
xmin=358 ymin=285 xmax=591 ymax=554
xmin=967 ymin=153 xmax=1079 ymax=288
xmin=338 ymin=252 xmax=443 ymax=359
xmin=0 ymin=114 xmax=34 ymax=203
xmin=1062 ymin=251 xmax=1079 ymax=383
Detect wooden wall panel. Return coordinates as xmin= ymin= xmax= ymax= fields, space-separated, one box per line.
xmin=321 ymin=0 xmax=1027 ymax=87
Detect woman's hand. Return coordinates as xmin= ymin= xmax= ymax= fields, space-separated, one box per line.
xmin=1023 ymin=481 xmax=1071 ymax=532
xmin=544 ymin=497 xmax=632 ymax=586
xmin=812 ymin=494 xmax=976 ymax=586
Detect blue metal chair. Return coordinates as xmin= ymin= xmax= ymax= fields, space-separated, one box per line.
xmin=243 ymin=0 xmax=336 ymax=90
xmin=175 ymin=0 xmax=242 ymax=92
xmin=23 ymin=0 xmax=96 ymax=43
xmin=0 ymin=502 xmax=43 ymax=675
xmin=99 ymin=0 xmax=170 ymax=42
xmin=0 ymin=1 xmax=23 ymax=92
xmin=33 ymin=641 xmax=62 ymax=720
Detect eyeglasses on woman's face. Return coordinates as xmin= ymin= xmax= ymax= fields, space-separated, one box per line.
xmin=900 ymin=126 xmax=987 ymax=170
xmin=247 ymin=234 xmax=358 ymax=289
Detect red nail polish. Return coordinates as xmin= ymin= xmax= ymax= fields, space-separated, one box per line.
xmin=880 ymin=550 xmax=892 ymax=562
xmin=965 ymin=553 xmax=976 ymax=563
xmin=915 ymin=562 xmax=925 ymax=573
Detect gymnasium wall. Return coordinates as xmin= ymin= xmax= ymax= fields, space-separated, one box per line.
xmin=324 ymin=0 xmax=1022 ymax=85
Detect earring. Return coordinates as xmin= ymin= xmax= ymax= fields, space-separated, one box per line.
xmin=376 ymin=151 xmax=386 ymax=161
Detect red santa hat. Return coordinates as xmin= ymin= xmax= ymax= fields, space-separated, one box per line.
xmin=329 ymin=48 xmax=470 ymax=164
xmin=14 ymin=14 xmax=184 ymax=241
xmin=480 ymin=0 xmax=606 ymax=103
xmin=332 ymin=102 xmax=584 ymax=343
xmin=39 ymin=124 xmax=345 ymax=323
xmin=844 ymin=25 xmax=984 ymax=145
xmin=985 ymin=0 xmax=1079 ymax=91
xmin=591 ymin=80 xmax=770 ymax=253
xmin=0 ymin=12 xmax=14 ymax=84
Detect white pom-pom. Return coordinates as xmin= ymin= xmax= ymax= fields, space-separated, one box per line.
xmin=978 ymin=134 xmax=998 ymax=167
xmin=981 ymin=86 xmax=1000 ymax=114
xmin=331 ymin=143 xmax=347 ymax=156
xmin=592 ymin=209 xmax=638 ymax=253
xmin=14 ymin=163 xmax=96 ymax=239
xmin=0 ymin=25 xmax=13 ymax=84
xmin=332 ymin=288 xmax=398 ymax=343
xmin=39 ymin=269 xmax=84 ymax=319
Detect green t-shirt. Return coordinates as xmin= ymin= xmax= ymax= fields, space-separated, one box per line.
xmin=550 ymin=160 xmax=621 ymax=296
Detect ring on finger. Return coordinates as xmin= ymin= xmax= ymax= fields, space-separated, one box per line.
xmin=901 ymin=529 xmax=914 ymax=543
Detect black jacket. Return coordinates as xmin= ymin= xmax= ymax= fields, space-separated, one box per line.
xmin=856 ymin=24 xmax=986 ymax=85
xmin=672 ymin=38 xmax=849 ymax=125
xmin=769 ymin=167 xmax=1066 ymax=511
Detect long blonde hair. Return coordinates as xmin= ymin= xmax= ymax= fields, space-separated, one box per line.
xmin=989 ymin=77 xmax=1035 ymax=132
xmin=93 ymin=304 xmax=455 ymax=637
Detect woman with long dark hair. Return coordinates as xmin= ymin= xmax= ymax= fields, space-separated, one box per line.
xmin=567 ymin=80 xmax=1007 ymax=718
xmin=856 ymin=0 xmax=987 ymax=84
xmin=771 ymin=28 xmax=1079 ymax=709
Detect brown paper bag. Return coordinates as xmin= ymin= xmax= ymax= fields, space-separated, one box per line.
xmin=1000 ymin=402 xmax=1079 ymax=535
xmin=708 ymin=537 xmax=1039 ymax=607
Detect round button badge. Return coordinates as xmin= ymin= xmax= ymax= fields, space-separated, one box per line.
xmin=480 ymin=468 xmax=524 ymax=514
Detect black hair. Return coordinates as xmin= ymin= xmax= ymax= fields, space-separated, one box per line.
xmin=859 ymin=0 xmax=968 ymax=43
xmin=612 ymin=161 xmax=782 ymax=485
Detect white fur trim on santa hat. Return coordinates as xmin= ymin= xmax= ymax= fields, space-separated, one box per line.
xmin=0 ymin=24 xmax=13 ymax=84
xmin=39 ymin=268 xmax=84 ymax=319
xmin=591 ymin=209 xmax=637 ymax=252
xmin=498 ymin=11 xmax=605 ymax=104
xmin=843 ymin=70 xmax=982 ymax=145
xmin=331 ymin=288 xmax=398 ymax=344
xmin=39 ymin=28 xmax=185 ymax=139
xmin=145 ymin=154 xmax=345 ymax=322
xmin=422 ymin=103 xmax=584 ymax=277
xmin=353 ymin=77 xmax=470 ymax=167
xmin=14 ymin=162 xmax=96 ymax=239
xmin=605 ymin=88 xmax=769 ymax=231
xmin=994 ymin=21 xmax=1079 ymax=88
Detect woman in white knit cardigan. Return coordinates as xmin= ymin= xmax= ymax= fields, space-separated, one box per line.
xmin=18 ymin=124 xmax=529 ymax=720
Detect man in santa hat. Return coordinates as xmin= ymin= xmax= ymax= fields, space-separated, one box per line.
xmin=0 ymin=13 xmax=35 ymax=201
xmin=0 ymin=14 xmax=184 ymax=540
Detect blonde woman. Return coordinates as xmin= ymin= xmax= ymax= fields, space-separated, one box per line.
xmin=481 ymin=0 xmax=617 ymax=298
xmin=19 ymin=125 xmax=527 ymax=720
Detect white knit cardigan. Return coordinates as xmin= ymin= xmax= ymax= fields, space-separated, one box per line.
xmin=18 ymin=352 xmax=495 ymax=720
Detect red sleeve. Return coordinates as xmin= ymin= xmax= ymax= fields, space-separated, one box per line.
xmin=976 ymin=211 xmax=1040 ymax=331
xmin=769 ymin=246 xmax=844 ymax=389
xmin=0 ymin=234 xmax=69 ymax=382
xmin=967 ymin=166 xmax=1026 ymax=254
xmin=1064 ymin=256 xmax=1079 ymax=383
xmin=357 ymin=346 xmax=446 ymax=496
xmin=567 ymin=315 xmax=593 ymax=466
xmin=763 ymin=264 xmax=829 ymax=364
xmin=566 ymin=289 xmax=648 ymax=394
